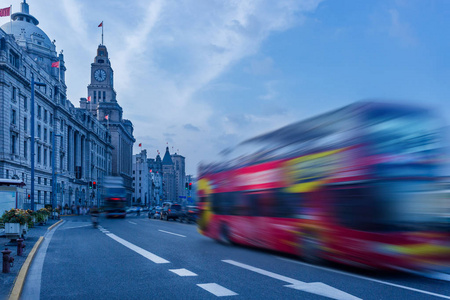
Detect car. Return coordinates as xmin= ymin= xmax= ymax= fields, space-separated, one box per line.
xmin=126 ymin=207 xmax=142 ymax=214
xmin=180 ymin=205 xmax=199 ymax=223
xmin=161 ymin=203 xmax=183 ymax=221
xmin=148 ymin=206 xmax=162 ymax=219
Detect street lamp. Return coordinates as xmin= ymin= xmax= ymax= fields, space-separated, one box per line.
xmin=52 ymin=133 xmax=62 ymax=211
xmin=30 ymin=73 xmax=46 ymax=211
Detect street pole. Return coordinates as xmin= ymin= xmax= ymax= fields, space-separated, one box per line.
xmin=30 ymin=73 xmax=46 ymax=211
xmin=30 ymin=74 xmax=35 ymax=211
xmin=52 ymin=133 xmax=62 ymax=210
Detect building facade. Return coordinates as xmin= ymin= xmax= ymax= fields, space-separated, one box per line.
xmin=0 ymin=1 xmax=112 ymax=209
xmin=83 ymin=44 xmax=135 ymax=205
xmin=132 ymin=150 xmax=150 ymax=206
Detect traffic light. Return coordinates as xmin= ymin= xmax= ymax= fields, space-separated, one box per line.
xmin=89 ymin=181 xmax=92 ymax=189
xmin=93 ymin=181 xmax=97 ymax=189
xmin=185 ymin=182 xmax=188 ymax=190
xmin=189 ymin=182 xmax=192 ymax=190
xmin=28 ymin=194 xmax=31 ymax=200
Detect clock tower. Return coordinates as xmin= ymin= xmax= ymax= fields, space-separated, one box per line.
xmin=83 ymin=43 xmax=135 ymax=205
xmin=86 ymin=44 xmax=117 ymax=116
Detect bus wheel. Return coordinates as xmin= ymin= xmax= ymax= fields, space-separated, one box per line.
xmin=301 ymin=234 xmax=322 ymax=264
xmin=219 ymin=223 xmax=232 ymax=245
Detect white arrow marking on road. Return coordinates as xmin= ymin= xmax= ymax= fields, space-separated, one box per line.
xmin=104 ymin=232 xmax=170 ymax=264
xmin=62 ymin=224 xmax=92 ymax=230
xmin=197 ymin=283 xmax=238 ymax=297
xmin=158 ymin=229 xmax=186 ymax=237
xmin=222 ymin=260 xmax=361 ymax=300
xmin=169 ymin=268 xmax=198 ymax=276
xmin=128 ymin=221 xmax=137 ymax=225
xmin=278 ymin=256 xmax=450 ymax=299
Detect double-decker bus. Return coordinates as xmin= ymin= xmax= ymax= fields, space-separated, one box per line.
xmin=197 ymin=101 xmax=450 ymax=272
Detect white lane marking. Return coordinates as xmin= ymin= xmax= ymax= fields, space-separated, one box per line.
xmin=62 ymin=224 xmax=92 ymax=230
xmin=158 ymin=230 xmax=186 ymax=238
xmin=169 ymin=268 xmax=198 ymax=277
xmin=21 ymin=220 xmax=65 ymax=299
xmin=223 ymin=260 xmax=361 ymax=300
xmin=197 ymin=283 xmax=238 ymax=297
xmin=104 ymin=232 xmax=170 ymax=264
xmin=128 ymin=221 xmax=137 ymax=225
xmin=277 ymin=257 xmax=450 ymax=300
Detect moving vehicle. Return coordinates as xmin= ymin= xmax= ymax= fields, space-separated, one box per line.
xmin=180 ymin=205 xmax=198 ymax=223
xmin=197 ymin=101 xmax=450 ymax=272
xmin=103 ymin=176 xmax=127 ymax=218
xmin=148 ymin=206 xmax=162 ymax=219
xmin=161 ymin=202 xmax=183 ymax=221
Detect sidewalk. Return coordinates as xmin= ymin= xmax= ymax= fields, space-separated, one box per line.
xmin=0 ymin=218 xmax=60 ymax=300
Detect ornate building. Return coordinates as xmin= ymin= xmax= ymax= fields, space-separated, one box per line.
xmin=82 ymin=44 xmax=135 ymax=205
xmin=0 ymin=1 xmax=112 ymax=209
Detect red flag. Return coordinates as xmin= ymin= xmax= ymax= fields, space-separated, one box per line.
xmin=139 ymin=143 xmax=142 ymax=147
xmin=0 ymin=7 xmax=11 ymax=17
xmin=51 ymin=61 xmax=59 ymax=68
xmin=98 ymin=21 xmax=103 ymax=27
xmin=87 ymin=96 xmax=91 ymax=102
xmin=105 ymin=115 xmax=109 ymax=120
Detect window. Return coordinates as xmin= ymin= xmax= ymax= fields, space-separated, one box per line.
xmin=44 ymin=110 xmax=47 ymax=123
xmin=37 ymin=125 xmax=41 ymax=139
xmin=38 ymin=177 xmax=41 ymax=184
xmin=11 ymin=134 xmax=16 ymax=154
xmin=9 ymin=50 xmax=19 ymax=68
xmin=11 ymin=109 xmax=16 ymax=125
xmin=12 ymin=87 xmax=16 ymax=101
xmin=94 ymin=91 xmax=97 ymax=101
xmin=38 ymin=191 xmax=41 ymax=203
xmin=60 ymin=119 xmax=63 ymax=131
xmin=38 ymin=105 xmax=42 ymax=119
xmin=44 ymin=129 xmax=47 ymax=143
xmin=37 ymin=146 xmax=41 ymax=163
xmin=24 ymin=96 xmax=27 ymax=110
xmin=103 ymin=91 xmax=106 ymax=100
xmin=49 ymin=150 xmax=52 ymax=166
xmin=44 ymin=178 xmax=47 ymax=185
xmin=23 ymin=66 xmax=26 ymax=77
xmin=24 ymin=140 xmax=27 ymax=159
xmin=50 ymin=113 xmax=53 ymax=125
xmin=44 ymin=149 xmax=47 ymax=165
xmin=44 ymin=191 xmax=47 ymax=204
xmin=24 ymin=118 xmax=27 ymax=133
xmin=6 ymin=170 xmax=9 ymax=179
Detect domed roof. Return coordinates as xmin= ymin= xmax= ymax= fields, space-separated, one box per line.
xmin=0 ymin=1 xmax=55 ymax=57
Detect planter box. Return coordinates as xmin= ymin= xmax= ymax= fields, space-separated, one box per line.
xmin=5 ymin=222 xmax=23 ymax=239
xmin=5 ymin=223 xmax=20 ymax=234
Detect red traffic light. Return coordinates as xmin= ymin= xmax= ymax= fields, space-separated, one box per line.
xmin=28 ymin=194 xmax=31 ymax=199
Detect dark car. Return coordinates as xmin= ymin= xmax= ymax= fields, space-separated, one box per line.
xmin=161 ymin=203 xmax=183 ymax=221
xmin=180 ymin=206 xmax=198 ymax=223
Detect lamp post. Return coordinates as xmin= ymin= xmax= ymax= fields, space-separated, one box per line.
xmin=52 ymin=133 xmax=62 ymax=211
xmin=30 ymin=73 xmax=46 ymax=211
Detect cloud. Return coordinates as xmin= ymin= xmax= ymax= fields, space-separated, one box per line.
xmin=388 ymin=9 xmax=417 ymax=46
xmin=259 ymin=80 xmax=279 ymax=100
xmin=1 ymin=0 xmax=323 ymax=174
xmin=245 ymin=57 xmax=275 ymax=75
xmin=183 ymin=124 xmax=200 ymax=132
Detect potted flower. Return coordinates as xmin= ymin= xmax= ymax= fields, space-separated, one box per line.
xmin=1 ymin=209 xmax=30 ymax=238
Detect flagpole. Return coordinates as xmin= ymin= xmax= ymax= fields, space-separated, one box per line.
xmin=102 ymin=21 xmax=104 ymax=45
xmin=10 ymin=5 xmax=12 ymax=34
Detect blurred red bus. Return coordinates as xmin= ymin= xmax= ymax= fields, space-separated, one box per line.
xmin=197 ymin=102 xmax=450 ymax=272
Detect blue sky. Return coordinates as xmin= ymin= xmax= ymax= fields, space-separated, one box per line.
xmin=1 ymin=0 xmax=449 ymax=175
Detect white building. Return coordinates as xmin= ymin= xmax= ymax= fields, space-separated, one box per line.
xmin=0 ymin=1 xmax=112 ymax=209
xmin=132 ymin=150 xmax=150 ymax=206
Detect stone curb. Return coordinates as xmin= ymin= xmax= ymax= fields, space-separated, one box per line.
xmin=48 ymin=219 xmax=63 ymax=231
xmin=8 ymin=236 xmax=44 ymax=300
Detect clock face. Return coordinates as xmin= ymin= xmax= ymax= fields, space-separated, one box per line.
xmin=94 ymin=69 xmax=106 ymax=82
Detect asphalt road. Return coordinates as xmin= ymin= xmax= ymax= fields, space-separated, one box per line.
xmin=21 ymin=214 xmax=450 ymax=300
